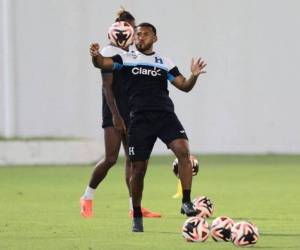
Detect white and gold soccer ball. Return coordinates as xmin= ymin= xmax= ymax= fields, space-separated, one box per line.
xmin=231 ymin=221 xmax=259 ymax=247
xmin=193 ymin=196 xmax=214 ymax=218
xmin=182 ymin=217 xmax=209 ymax=242
xmin=172 ymin=155 xmax=199 ymax=177
xmin=108 ymin=21 xmax=134 ymax=48
xmin=210 ymin=216 xmax=235 ymax=242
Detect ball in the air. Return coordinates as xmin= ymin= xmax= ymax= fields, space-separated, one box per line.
xmin=108 ymin=21 xmax=134 ymax=48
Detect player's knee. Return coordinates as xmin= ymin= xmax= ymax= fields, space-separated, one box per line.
xmin=177 ymin=148 xmax=190 ymax=162
xmin=103 ymin=156 xmax=118 ymax=167
xmin=132 ymin=167 xmax=146 ymax=179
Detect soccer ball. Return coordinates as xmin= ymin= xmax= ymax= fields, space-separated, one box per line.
xmin=108 ymin=21 xmax=134 ymax=48
xmin=231 ymin=221 xmax=259 ymax=247
xmin=210 ymin=216 xmax=235 ymax=242
xmin=182 ymin=217 xmax=209 ymax=242
xmin=172 ymin=155 xmax=199 ymax=178
xmin=193 ymin=196 xmax=214 ymax=218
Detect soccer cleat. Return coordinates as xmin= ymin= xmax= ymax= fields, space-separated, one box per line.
xmin=80 ymin=197 xmax=93 ymax=218
xmin=129 ymin=207 xmax=162 ymax=218
xmin=172 ymin=179 xmax=183 ymax=199
xmin=180 ymin=201 xmax=198 ymax=217
xmin=141 ymin=207 xmax=162 ymax=218
xmin=132 ymin=217 xmax=144 ymax=232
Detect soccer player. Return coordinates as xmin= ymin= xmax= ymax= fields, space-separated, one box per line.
xmin=90 ymin=23 xmax=207 ymax=232
xmin=80 ymin=11 xmax=161 ymax=219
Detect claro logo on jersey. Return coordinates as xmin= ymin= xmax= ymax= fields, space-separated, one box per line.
xmin=132 ymin=67 xmax=161 ymax=76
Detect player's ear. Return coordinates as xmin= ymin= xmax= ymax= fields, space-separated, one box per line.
xmin=153 ymin=35 xmax=157 ymax=43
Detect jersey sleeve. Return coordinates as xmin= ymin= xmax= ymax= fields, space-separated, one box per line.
xmin=100 ymin=46 xmax=124 ymax=73
xmin=100 ymin=47 xmax=114 ymax=73
xmin=111 ymin=54 xmax=124 ymax=71
xmin=163 ymin=57 xmax=182 ymax=81
xmin=167 ymin=66 xmax=182 ymax=82
xmin=100 ymin=46 xmax=116 ymax=57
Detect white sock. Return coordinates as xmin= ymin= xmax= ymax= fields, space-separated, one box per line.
xmin=83 ymin=186 xmax=95 ymax=200
xmin=129 ymin=197 xmax=133 ymax=210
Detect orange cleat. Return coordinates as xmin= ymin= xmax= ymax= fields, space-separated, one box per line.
xmin=129 ymin=207 xmax=162 ymax=218
xmin=141 ymin=207 xmax=162 ymax=218
xmin=80 ymin=198 xmax=93 ymax=218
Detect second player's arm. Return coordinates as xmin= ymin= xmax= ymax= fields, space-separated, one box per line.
xmin=102 ymin=73 xmax=126 ymax=134
xmin=172 ymin=58 xmax=207 ymax=92
xmin=90 ymin=43 xmax=114 ymax=70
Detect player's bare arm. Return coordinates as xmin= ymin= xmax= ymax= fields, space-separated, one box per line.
xmin=172 ymin=58 xmax=207 ymax=92
xmin=102 ymin=73 xmax=127 ymax=135
xmin=90 ymin=43 xmax=114 ymax=70
xmin=90 ymin=43 xmax=126 ymax=134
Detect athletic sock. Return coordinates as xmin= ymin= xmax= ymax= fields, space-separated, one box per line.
xmin=182 ymin=189 xmax=191 ymax=203
xmin=83 ymin=186 xmax=95 ymax=200
xmin=133 ymin=206 xmax=142 ymax=218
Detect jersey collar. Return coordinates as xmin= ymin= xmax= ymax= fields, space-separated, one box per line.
xmin=140 ymin=51 xmax=155 ymax=56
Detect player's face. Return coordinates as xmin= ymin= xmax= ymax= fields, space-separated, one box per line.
xmin=127 ymin=20 xmax=136 ymax=28
xmin=119 ymin=20 xmax=136 ymax=50
xmin=134 ymin=26 xmax=157 ymax=53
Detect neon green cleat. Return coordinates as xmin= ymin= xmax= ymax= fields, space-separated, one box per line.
xmin=172 ymin=179 xmax=183 ymax=199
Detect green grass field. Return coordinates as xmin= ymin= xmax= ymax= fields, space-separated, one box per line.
xmin=1 ymin=155 xmax=300 ymax=250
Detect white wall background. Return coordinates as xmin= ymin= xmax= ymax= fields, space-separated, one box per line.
xmin=1 ymin=0 xmax=300 ymax=153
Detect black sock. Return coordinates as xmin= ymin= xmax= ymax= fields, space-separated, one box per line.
xmin=133 ymin=206 xmax=142 ymax=218
xmin=182 ymin=189 xmax=191 ymax=203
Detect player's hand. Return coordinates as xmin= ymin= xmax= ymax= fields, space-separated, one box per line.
xmin=90 ymin=43 xmax=100 ymax=57
xmin=191 ymin=58 xmax=207 ymax=77
xmin=112 ymin=114 xmax=127 ymax=135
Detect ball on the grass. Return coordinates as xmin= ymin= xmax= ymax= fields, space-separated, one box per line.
xmin=192 ymin=196 xmax=214 ymax=218
xmin=210 ymin=216 xmax=235 ymax=242
xmin=231 ymin=221 xmax=259 ymax=247
xmin=182 ymin=217 xmax=209 ymax=242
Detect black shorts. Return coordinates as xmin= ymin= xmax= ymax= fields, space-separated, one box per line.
xmin=102 ymin=107 xmax=130 ymax=128
xmin=128 ymin=111 xmax=188 ymax=161
xmin=101 ymin=94 xmax=130 ymax=128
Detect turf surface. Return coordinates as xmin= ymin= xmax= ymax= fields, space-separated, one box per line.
xmin=0 ymin=155 xmax=300 ymax=249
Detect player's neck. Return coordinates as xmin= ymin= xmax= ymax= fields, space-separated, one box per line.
xmin=137 ymin=48 xmax=155 ymax=55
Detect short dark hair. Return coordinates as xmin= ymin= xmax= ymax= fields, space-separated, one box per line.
xmin=136 ymin=22 xmax=157 ymax=35
xmin=115 ymin=9 xmax=135 ymax=22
